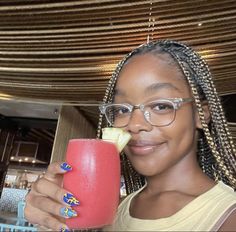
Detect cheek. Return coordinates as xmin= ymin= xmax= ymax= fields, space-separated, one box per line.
xmin=166 ymin=110 xmax=197 ymax=148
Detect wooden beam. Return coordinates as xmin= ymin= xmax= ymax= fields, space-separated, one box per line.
xmin=50 ymin=106 xmax=96 ymax=163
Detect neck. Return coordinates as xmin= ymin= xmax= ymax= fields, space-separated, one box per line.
xmin=144 ymin=153 xmax=214 ymax=195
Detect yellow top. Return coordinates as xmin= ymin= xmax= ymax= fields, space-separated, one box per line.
xmin=106 ymin=182 xmax=236 ymax=231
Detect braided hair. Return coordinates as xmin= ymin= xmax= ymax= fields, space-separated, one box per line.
xmin=97 ymin=40 xmax=236 ymax=194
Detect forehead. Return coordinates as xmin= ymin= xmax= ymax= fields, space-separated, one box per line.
xmin=115 ymin=53 xmax=191 ymax=98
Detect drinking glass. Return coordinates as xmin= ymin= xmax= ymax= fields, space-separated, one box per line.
xmin=63 ymin=139 xmax=120 ymax=229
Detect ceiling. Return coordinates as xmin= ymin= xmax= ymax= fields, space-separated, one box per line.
xmin=0 ymin=0 xmax=235 ymax=142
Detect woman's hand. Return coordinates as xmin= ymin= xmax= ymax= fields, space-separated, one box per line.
xmin=25 ymin=162 xmax=79 ymax=231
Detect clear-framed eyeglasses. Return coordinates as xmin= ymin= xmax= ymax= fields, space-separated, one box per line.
xmin=99 ymin=98 xmax=193 ymax=128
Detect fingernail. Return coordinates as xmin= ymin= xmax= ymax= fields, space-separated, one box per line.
xmin=60 ymin=162 xmax=72 ymax=172
xmin=60 ymin=207 xmax=77 ymax=218
xmin=60 ymin=225 xmax=71 ymax=232
xmin=63 ymin=193 xmax=80 ymax=206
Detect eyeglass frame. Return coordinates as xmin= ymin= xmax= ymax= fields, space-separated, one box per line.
xmin=99 ymin=98 xmax=193 ymax=128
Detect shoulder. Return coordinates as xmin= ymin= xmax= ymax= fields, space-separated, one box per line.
xmin=212 ymin=182 xmax=236 ymax=231
xmin=216 ymin=182 xmax=236 ymax=199
xmin=219 ymin=208 xmax=236 ymax=231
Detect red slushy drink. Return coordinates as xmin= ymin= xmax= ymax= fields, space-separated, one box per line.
xmin=63 ymin=139 xmax=120 ymax=229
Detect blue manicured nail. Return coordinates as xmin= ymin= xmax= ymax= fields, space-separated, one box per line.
xmin=60 ymin=162 xmax=72 ymax=172
xmin=63 ymin=193 xmax=80 ymax=206
xmin=60 ymin=225 xmax=71 ymax=232
xmin=60 ymin=207 xmax=77 ymax=218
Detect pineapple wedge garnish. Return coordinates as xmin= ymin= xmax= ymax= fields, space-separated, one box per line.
xmin=102 ymin=127 xmax=131 ymax=152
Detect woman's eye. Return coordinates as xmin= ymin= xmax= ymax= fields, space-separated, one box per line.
xmin=114 ymin=106 xmax=129 ymax=116
xmin=151 ymin=102 xmax=173 ymax=113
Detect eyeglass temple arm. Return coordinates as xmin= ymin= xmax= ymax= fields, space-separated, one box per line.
xmin=182 ymin=98 xmax=193 ymax=103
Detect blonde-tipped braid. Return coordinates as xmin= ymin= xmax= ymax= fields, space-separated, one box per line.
xmin=162 ymin=42 xmax=236 ymax=188
xmin=178 ymin=60 xmax=235 ymax=187
xmin=187 ymin=46 xmax=236 ymax=164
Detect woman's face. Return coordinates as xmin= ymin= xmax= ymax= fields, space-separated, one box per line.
xmin=114 ymin=53 xmax=200 ymax=177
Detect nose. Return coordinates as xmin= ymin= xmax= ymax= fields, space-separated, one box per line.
xmin=126 ymin=108 xmax=152 ymax=133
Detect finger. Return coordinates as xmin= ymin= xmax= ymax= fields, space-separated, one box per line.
xmin=24 ymin=203 xmax=69 ymax=231
xmin=44 ymin=162 xmax=72 ymax=183
xmin=31 ymin=178 xmax=80 ymax=207
xmin=30 ymin=195 xmax=78 ymax=219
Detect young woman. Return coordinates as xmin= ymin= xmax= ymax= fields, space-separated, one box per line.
xmin=25 ymin=40 xmax=236 ymax=231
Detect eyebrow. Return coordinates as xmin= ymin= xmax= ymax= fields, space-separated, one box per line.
xmin=146 ymin=82 xmax=182 ymax=94
xmin=114 ymin=82 xmax=182 ymax=97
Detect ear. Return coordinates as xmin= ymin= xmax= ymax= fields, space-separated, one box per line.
xmin=195 ymin=100 xmax=211 ymax=129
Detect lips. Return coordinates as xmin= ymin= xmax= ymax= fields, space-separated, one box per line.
xmin=127 ymin=140 xmax=165 ymax=156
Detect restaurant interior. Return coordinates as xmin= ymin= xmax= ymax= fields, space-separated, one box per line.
xmin=0 ymin=0 xmax=235 ymax=230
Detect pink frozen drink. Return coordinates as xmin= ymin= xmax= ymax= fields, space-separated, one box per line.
xmin=63 ymin=139 xmax=120 ymax=229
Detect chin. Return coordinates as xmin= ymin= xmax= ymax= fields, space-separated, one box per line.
xmin=140 ymin=167 xmax=162 ymax=176
xmin=129 ymin=161 xmax=163 ymax=177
